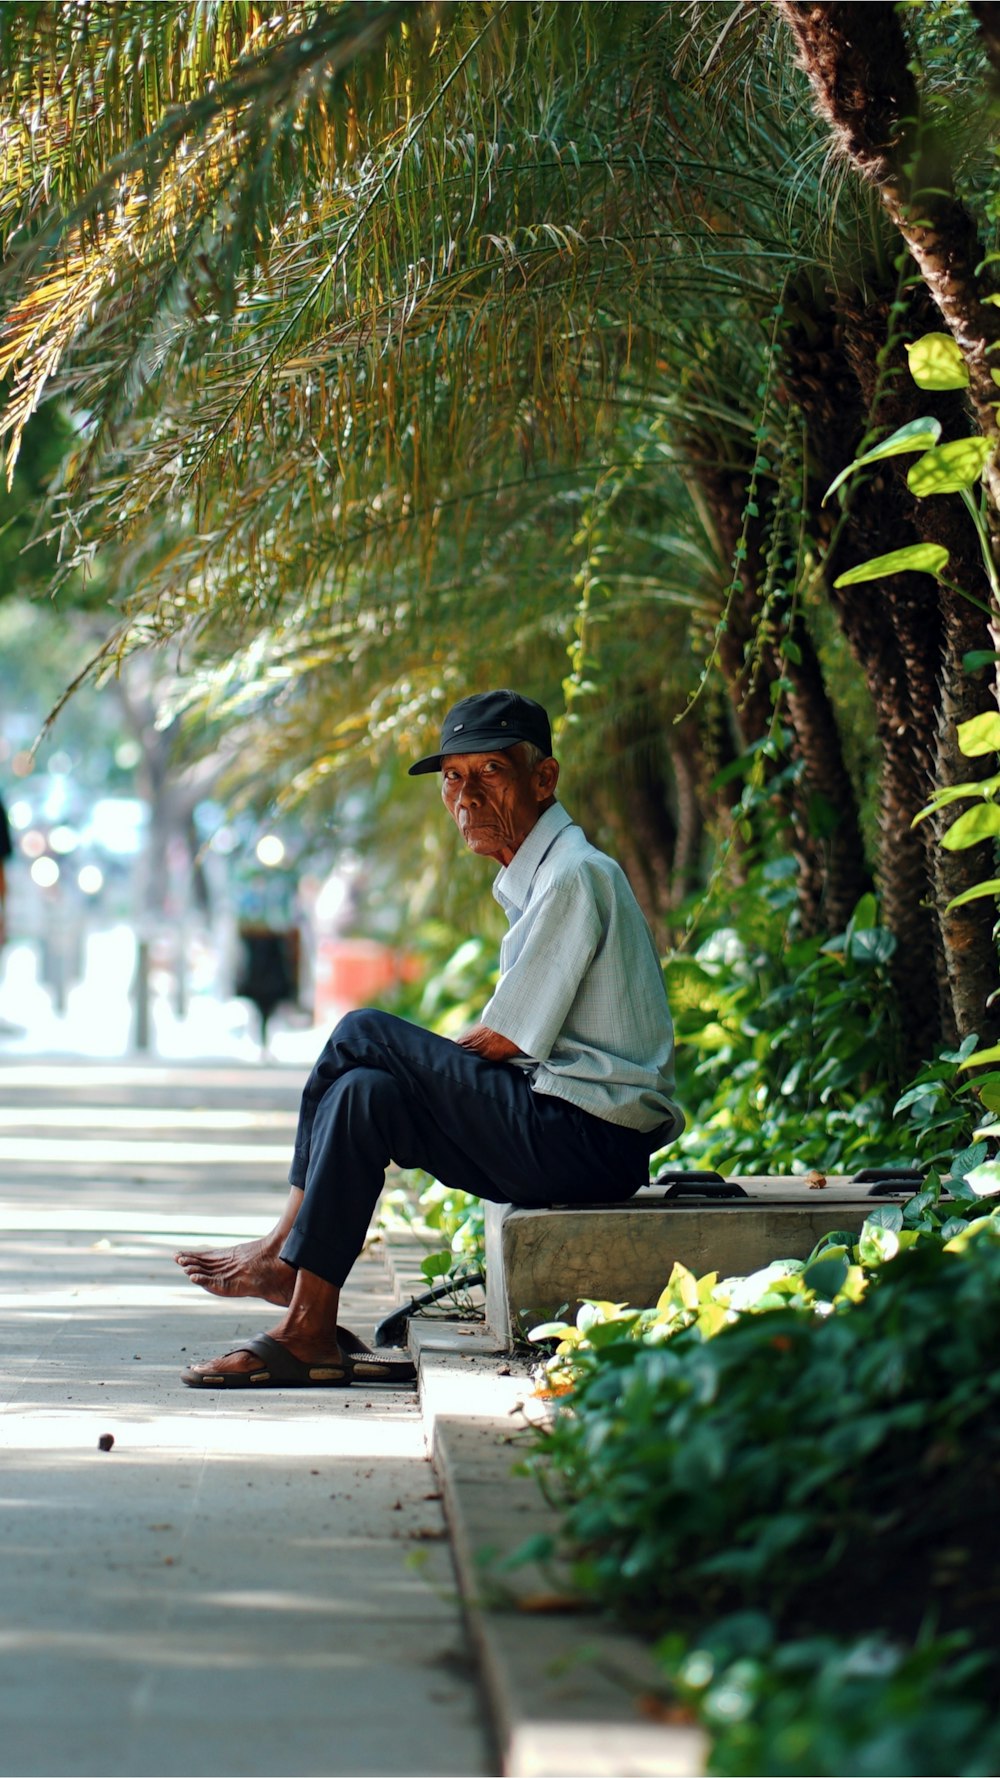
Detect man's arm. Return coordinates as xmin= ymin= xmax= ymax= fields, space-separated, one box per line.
xmin=455 ymin=1023 xmax=523 ymax=1062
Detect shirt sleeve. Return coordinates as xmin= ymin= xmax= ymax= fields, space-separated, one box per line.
xmin=480 ymin=868 xmax=602 ymax=1061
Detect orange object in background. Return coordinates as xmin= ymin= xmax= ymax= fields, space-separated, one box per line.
xmin=313 ymin=937 xmax=420 ymax=1021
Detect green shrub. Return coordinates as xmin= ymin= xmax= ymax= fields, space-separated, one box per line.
xmin=523 ymin=1204 xmax=1000 ymax=1775
xmin=664 ymin=1621 xmax=1000 ymax=1778
xmin=669 ymin=881 xmax=979 ymax=1176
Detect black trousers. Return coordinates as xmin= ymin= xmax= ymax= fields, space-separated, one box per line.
xmin=280 ymin=1009 xmax=660 ymax=1288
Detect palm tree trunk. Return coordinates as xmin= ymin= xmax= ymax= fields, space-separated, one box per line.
xmin=908 ymin=469 xmax=1000 ymax=1047
xmin=588 ymin=696 xmax=692 ymax=944
xmin=930 ymin=631 xmax=1000 ymax=1047
xmin=691 ymin=454 xmax=869 ymax=938
xmin=843 ymin=286 xmax=1000 ymax=1048
xmin=782 ymin=612 xmax=872 ymax=934
xmin=773 ymin=0 xmax=1000 ymax=687
xmin=773 ymin=2 xmax=1000 ymax=470
xmin=783 ymin=285 xmax=948 ymax=1062
xmin=668 ymin=728 xmax=705 ymax=907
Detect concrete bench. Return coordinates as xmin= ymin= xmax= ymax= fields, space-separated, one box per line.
xmin=485 ymin=1171 xmax=922 ymax=1346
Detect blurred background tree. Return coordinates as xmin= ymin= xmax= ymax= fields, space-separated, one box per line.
xmin=1 ymin=0 xmax=999 ymax=1086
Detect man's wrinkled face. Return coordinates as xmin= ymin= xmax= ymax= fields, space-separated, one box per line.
xmin=441 ymin=747 xmax=558 ymax=866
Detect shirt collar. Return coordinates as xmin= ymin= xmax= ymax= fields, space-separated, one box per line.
xmin=492 ymin=802 xmax=574 ymax=913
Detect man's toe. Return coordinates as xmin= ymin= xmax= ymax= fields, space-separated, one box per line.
xmin=189 ymin=1349 xmax=257 ymax=1376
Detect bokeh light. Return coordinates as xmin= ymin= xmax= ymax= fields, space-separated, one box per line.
xmin=30 ymin=857 xmax=60 ymax=888
xmin=255 ymin=835 xmax=286 ymax=868
xmin=48 ymin=825 xmax=80 ymax=855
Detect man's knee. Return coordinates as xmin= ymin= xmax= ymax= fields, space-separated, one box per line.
xmin=330 ymin=1006 xmax=400 ymax=1048
xmin=319 ymin=1007 xmax=452 ymax=1111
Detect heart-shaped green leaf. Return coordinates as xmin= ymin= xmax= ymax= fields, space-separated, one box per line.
xmin=946 ymin=877 xmax=1000 ymax=911
xmin=962 ymin=1161 xmax=1000 ymax=1197
xmin=833 ymin=543 xmax=949 ymax=587
xmin=908 ymin=437 xmax=993 ymax=496
xmin=905 ymin=332 xmax=970 ymax=390
xmin=803 ymin=1255 xmax=849 ymax=1300
xmin=957 ymin=712 xmax=1000 ymax=756
xmin=941 ymin=803 xmax=1000 ymax=850
xmin=823 ymin=417 xmax=943 ymax=503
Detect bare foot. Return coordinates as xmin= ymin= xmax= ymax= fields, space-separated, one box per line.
xmin=183 ymin=1326 xmax=343 ymax=1381
xmin=184 ymin=1270 xmax=343 ymax=1381
xmin=174 ymin=1234 xmax=295 ymax=1305
xmin=183 ymin=1329 xmax=341 ymax=1379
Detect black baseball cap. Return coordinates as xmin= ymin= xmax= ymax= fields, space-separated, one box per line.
xmin=408 ymin=690 xmax=553 ymax=775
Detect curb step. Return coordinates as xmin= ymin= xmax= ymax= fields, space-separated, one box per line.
xmin=377 ymin=1236 xmax=706 ymax=1778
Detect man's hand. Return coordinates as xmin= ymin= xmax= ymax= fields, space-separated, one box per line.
xmin=455 ymin=1023 xmax=524 ymax=1062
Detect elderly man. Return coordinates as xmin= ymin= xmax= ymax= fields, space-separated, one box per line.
xmin=177 ymin=690 xmax=683 ymax=1386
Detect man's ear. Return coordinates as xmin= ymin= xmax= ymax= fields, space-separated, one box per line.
xmin=535 ymin=756 xmax=560 ymax=801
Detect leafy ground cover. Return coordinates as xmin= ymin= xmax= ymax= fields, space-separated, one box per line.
xmin=522 ymin=1180 xmax=1000 ymax=1776
xmin=669 ymin=878 xmax=983 ymax=1178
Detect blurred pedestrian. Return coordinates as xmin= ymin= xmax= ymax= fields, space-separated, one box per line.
xmin=0 ymin=788 xmax=11 ymax=951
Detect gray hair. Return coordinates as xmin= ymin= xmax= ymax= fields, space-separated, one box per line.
xmin=513 ymin=740 xmax=547 ymax=770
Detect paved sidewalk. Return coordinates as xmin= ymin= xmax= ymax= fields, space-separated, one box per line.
xmin=0 ymin=1061 xmax=493 ymax=1778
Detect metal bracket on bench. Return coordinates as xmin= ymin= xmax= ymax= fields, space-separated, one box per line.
xmin=651 ymin=1170 xmax=750 ymax=1201
xmin=373 ymin=1270 xmax=485 ymax=1349
xmin=853 ymin=1167 xmax=926 ymax=1197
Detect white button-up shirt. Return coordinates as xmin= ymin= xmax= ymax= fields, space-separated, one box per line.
xmin=480 ymin=803 xmax=684 ymax=1136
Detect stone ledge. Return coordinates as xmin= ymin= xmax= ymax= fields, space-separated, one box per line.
xmin=409 ymin=1319 xmax=707 ymax=1777
xmin=485 ymin=1178 xmax=888 ymax=1345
